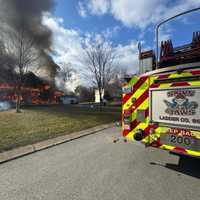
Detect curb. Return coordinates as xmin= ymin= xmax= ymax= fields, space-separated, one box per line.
xmin=0 ymin=123 xmax=116 ymax=164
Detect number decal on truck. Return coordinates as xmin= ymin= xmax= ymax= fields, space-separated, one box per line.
xmin=169 ymin=135 xmax=192 ymax=146
xmin=170 ymin=135 xmax=176 ymax=143
xmin=160 ymin=133 xmax=200 ymax=151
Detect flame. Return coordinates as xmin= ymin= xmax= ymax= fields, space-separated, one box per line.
xmin=0 ymin=83 xmax=64 ymax=105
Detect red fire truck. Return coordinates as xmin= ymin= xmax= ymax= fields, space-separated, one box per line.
xmin=122 ymin=8 xmax=200 ymax=158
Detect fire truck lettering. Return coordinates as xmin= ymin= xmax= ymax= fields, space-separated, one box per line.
xmin=192 ymin=118 xmax=200 ymax=124
xmin=167 ymin=90 xmax=194 ymax=97
xmin=180 ymin=118 xmax=190 ymax=123
xmin=159 ymin=116 xmax=179 ymax=122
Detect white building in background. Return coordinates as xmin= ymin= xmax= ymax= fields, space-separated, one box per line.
xmin=95 ymin=89 xmax=104 ymax=103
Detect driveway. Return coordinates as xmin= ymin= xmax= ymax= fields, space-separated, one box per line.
xmin=0 ymin=126 xmax=199 ymax=200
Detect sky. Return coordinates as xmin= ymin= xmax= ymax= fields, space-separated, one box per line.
xmin=42 ymin=0 xmax=200 ymax=90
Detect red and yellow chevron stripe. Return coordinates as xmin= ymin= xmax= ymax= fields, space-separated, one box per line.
xmin=122 ymin=69 xmax=200 ymax=158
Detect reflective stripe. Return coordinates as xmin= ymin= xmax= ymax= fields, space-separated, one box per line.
xmin=122 ymin=76 xmax=147 ymax=105
xmin=122 ymin=69 xmax=200 ymax=157
xmin=123 ymin=78 xmax=149 ymax=110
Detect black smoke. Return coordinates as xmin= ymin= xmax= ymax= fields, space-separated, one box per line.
xmin=0 ymin=0 xmax=58 ymax=80
xmin=1 ymin=0 xmax=54 ymax=50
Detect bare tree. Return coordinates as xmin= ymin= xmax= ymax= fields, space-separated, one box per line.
xmin=83 ymin=38 xmax=115 ymax=107
xmin=1 ymin=26 xmax=40 ymax=113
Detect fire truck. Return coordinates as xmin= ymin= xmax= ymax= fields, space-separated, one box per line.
xmin=122 ymin=9 xmax=200 ymax=158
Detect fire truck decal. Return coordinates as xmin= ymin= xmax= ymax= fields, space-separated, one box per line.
xmin=164 ymin=91 xmax=198 ymax=116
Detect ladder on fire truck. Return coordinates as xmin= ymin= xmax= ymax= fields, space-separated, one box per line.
xmin=156 ymin=7 xmax=200 ymax=69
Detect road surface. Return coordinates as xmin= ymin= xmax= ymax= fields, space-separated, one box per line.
xmin=0 ymin=126 xmax=199 ymax=200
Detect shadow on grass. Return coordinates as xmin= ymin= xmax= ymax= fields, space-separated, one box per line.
xmin=150 ymin=156 xmax=200 ymax=179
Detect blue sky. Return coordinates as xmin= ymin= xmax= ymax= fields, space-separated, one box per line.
xmin=53 ymin=0 xmax=200 ymax=47
xmin=42 ymin=0 xmax=200 ymax=89
xmin=53 ymin=0 xmax=138 ymax=46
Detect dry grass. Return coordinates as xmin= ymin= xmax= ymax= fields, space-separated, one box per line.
xmin=0 ymin=105 xmax=121 ymax=152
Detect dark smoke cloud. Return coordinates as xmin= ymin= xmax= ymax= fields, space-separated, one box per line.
xmin=0 ymin=0 xmax=58 ymax=80
xmin=1 ymin=0 xmax=55 ymax=50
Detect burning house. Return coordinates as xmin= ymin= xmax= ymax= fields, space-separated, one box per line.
xmin=0 ymin=0 xmax=64 ymax=107
xmin=0 ymin=72 xmax=64 ymax=106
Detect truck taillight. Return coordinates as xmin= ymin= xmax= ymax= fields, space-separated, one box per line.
xmin=123 ymin=109 xmax=132 ymax=130
xmin=123 ymin=118 xmax=131 ymax=131
xmin=124 ymin=124 xmax=131 ymax=130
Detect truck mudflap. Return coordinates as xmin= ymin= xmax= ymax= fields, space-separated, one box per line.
xmin=122 ymin=69 xmax=200 ymax=158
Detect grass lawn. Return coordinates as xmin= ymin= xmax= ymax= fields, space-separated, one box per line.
xmin=0 ymin=105 xmax=121 ymax=152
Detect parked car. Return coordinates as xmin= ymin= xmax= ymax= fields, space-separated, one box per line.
xmin=60 ymin=95 xmax=79 ymax=105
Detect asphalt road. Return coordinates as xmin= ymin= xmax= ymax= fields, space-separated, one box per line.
xmin=0 ymin=126 xmax=199 ymax=200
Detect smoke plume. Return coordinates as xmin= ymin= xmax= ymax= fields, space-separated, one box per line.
xmin=0 ymin=0 xmax=58 ymax=80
